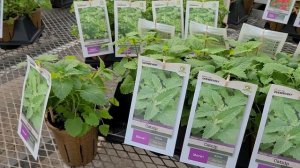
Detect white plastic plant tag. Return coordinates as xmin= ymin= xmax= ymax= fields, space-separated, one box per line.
xmin=114 ymin=0 xmax=146 ymax=57
xmin=152 ymin=0 xmax=184 ymax=38
xmin=293 ymin=9 xmax=300 ymax=27
xmin=255 ymin=0 xmax=268 ymax=4
xmin=125 ymin=56 xmax=190 ymax=156
xmin=249 ymin=84 xmax=300 ymax=168
xmin=238 ymin=23 xmax=288 ymax=56
xmin=180 ymin=71 xmax=257 ymax=168
xmin=138 ymin=19 xmax=176 ymax=39
xmin=74 ymin=0 xmax=113 ymax=58
xmin=0 ymin=0 xmax=3 ymax=38
xmin=189 ymin=21 xmax=229 ymax=49
xmin=223 ymin=0 xmax=230 ymax=24
xmin=185 ymin=1 xmax=219 ymax=38
xmin=17 ymin=56 xmax=51 ymax=160
xmin=262 ymin=0 xmax=296 ymax=24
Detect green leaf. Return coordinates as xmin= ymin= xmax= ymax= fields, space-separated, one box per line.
xmin=203 ymin=123 xmax=220 ymax=139
xmin=287 ymin=146 xmax=300 ymax=160
xmin=210 ymin=55 xmax=228 ymax=67
xmin=272 ymin=137 xmax=293 ymax=155
xmin=109 ymin=98 xmax=119 ymax=106
xmin=98 ymin=109 xmax=113 ymax=119
xmin=84 ymin=113 xmax=99 ymax=126
xmin=79 ymin=84 xmax=107 ymax=106
xmin=52 ymin=78 xmax=73 ymax=100
xmin=65 ymin=117 xmax=83 ymax=137
xmin=99 ymin=124 xmax=109 ymax=136
xmin=120 ymin=75 xmax=135 ymax=94
xmin=36 ymin=54 xmax=59 ymax=62
xmin=123 ymin=60 xmax=137 ymax=69
xmin=225 ymin=67 xmax=247 ymax=79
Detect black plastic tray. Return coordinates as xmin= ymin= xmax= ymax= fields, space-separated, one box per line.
xmin=51 ymin=0 xmax=74 ymax=8
xmin=0 ymin=16 xmax=44 ymax=48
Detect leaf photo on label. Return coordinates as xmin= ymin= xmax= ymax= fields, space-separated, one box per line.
xmin=155 ymin=6 xmax=182 ymax=37
xmin=133 ymin=67 xmax=183 ymax=127
xmin=118 ymin=7 xmax=143 ymax=38
xmin=260 ymin=96 xmax=300 ymax=160
xmin=23 ymin=67 xmax=49 ymax=132
xmin=191 ymin=83 xmax=248 ymax=145
xmin=79 ymin=7 xmax=108 ymax=41
xmin=189 ymin=8 xmax=216 ymax=27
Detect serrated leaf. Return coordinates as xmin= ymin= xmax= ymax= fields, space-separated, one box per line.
xmin=98 ymin=109 xmax=113 ymax=119
xmin=65 ymin=117 xmax=83 ymax=137
xmin=79 ymin=84 xmax=107 ymax=106
xmin=210 ymin=55 xmax=228 ymax=67
xmin=52 ymin=78 xmax=73 ymax=100
xmin=84 ymin=113 xmax=99 ymax=126
xmin=99 ymin=124 xmax=109 ymax=136
xmin=120 ymin=75 xmax=135 ymax=94
xmin=226 ymin=67 xmax=247 ymax=79
xmin=203 ymin=123 xmax=220 ymax=139
xmin=109 ymin=98 xmax=119 ymax=106
xmin=287 ymin=146 xmax=300 ymax=160
xmin=272 ymin=137 xmax=293 ymax=155
xmin=123 ymin=60 xmax=137 ymax=69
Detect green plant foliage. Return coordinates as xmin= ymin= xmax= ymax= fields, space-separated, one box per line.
xmin=189 ymin=7 xmax=216 ymax=26
xmin=79 ymin=7 xmax=108 ymax=40
xmin=29 ymin=55 xmax=118 ymax=137
xmin=191 ymin=83 xmax=247 ymax=144
xmin=134 ymin=67 xmax=183 ymax=126
xmin=155 ymin=6 xmax=182 ymax=37
xmin=23 ymin=67 xmax=49 ymax=131
xmin=118 ymin=7 xmax=144 ymax=38
xmin=260 ymin=96 xmax=300 ymax=160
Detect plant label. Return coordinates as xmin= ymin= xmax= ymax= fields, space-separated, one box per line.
xmin=17 ymin=56 xmax=51 ymax=160
xmin=262 ymin=0 xmax=296 ymax=24
xmin=223 ymin=0 xmax=230 ymax=24
xmin=0 ymin=0 xmax=3 ymax=38
xmin=125 ymin=56 xmax=190 ymax=156
xmin=238 ymin=23 xmax=287 ymax=56
xmin=189 ymin=21 xmax=229 ymax=49
xmin=293 ymin=9 xmax=300 ymax=27
xmin=138 ymin=19 xmax=175 ymax=40
xmin=255 ymin=0 xmax=268 ymax=4
xmin=180 ymin=71 xmax=257 ymax=168
xmin=249 ymin=84 xmax=300 ymax=168
xmin=114 ymin=0 xmax=146 ymax=57
xmin=185 ymin=1 xmax=219 ymax=38
xmin=74 ymin=0 xmax=113 ymax=58
xmin=152 ymin=0 xmax=184 ymax=38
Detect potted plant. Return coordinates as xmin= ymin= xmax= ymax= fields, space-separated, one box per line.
xmin=2 ymin=1 xmax=18 ymax=42
xmin=30 ymin=0 xmax=52 ymax=29
xmin=32 ymin=55 xmax=118 ymax=166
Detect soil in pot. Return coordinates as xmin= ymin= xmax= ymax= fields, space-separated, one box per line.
xmin=1 ymin=18 xmax=17 ymax=42
xmin=46 ymin=117 xmax=98 ymax=166
xmin=30 ymin=8 xmax=42 ymax=29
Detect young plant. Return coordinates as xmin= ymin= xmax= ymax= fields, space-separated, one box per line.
xmin=260 ymin=96 xmax=300 ymax=160
xmin=23 ymin=67 xmax=49 ymax=131
xmin=31 ymin=55 xmax=118 ymax=137
xmin=79 ymin=7 xmax=108 ymax=40
xmin=191 ymin=83 xmax=248 ymax=144
xmin=134 ymin=67 xmax=183 ymax=126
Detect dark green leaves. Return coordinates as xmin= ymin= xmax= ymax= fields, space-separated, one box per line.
xmin=79 ymin=84 xmax=107 ymax=106
xmin=52 ymin=78 xmax=73 ymax=100
xmin=65 ymin=117 xmax=83 ymax=137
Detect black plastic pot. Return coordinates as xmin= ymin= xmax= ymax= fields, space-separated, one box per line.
xmin=51 ymin=0 xmax=74 ymax=8
xmin=85 ymin=54 xmax=122 ymax=69
xmin=0 ymin=16 xmax=44 ymax=49
xmin=228 ymin=0 xmax=253 ymax=25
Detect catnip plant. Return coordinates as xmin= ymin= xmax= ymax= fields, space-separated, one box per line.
xmin=79 ymin=7 xmax=108 ymax=40
xmin=23 ymin=67 xmax=48 ymax=131
xmin=155 ymin=6 xmax=182 ymax=37
xmin=134 ymin=67 xmax=183 ymax=126
xmin=260 ymin=96 xmax=300 ymax=160
xmin=191 ymin=83 xmax=248 ymax=144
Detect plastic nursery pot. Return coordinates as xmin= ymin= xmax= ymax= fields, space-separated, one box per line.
xmin=46 ymin=118 xmax=98 ymax=166
xmin=1 ymin=17 xmax=18 ymax=42
xmin=30 ymin=8 xmax=42 ymax=29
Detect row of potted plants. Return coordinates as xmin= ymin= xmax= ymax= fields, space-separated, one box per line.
xmin=25 ymin=28 xmax=300 ymax=167
xmin=2 ymin=0 xmax=51 ymax=42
